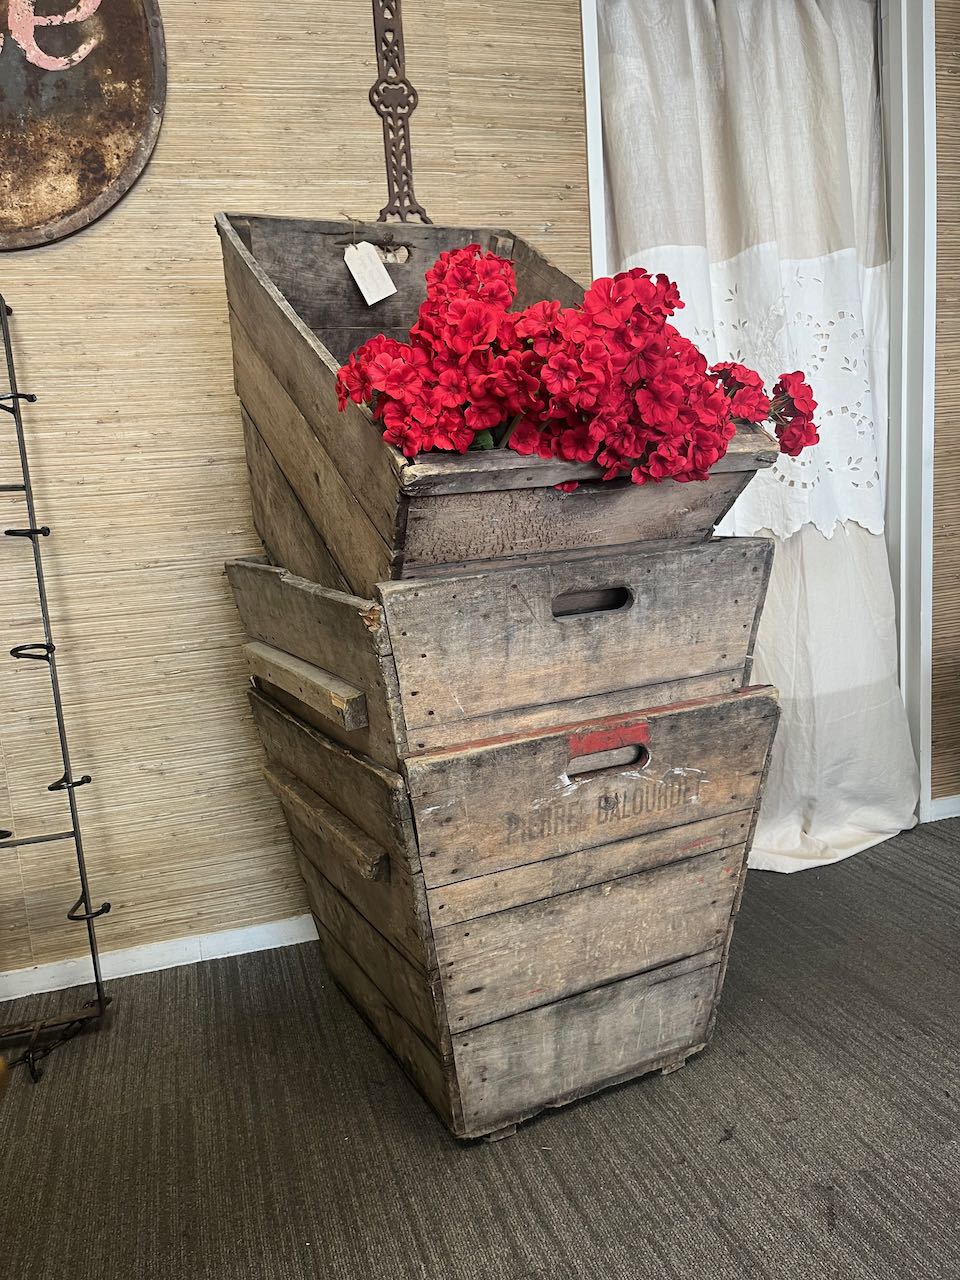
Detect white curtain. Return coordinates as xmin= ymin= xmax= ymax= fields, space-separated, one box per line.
xmin=598 ymin=0 xmax=919 ymax=870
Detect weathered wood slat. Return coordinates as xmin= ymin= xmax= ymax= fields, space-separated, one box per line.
xmin=227 ymin=558 xmax=385 ymax=692
xmin=253 ymin=682 xmax=398 ymax=770
xmin=244 ymin=642 xmax=368 ymax=732
xmin=299 ymin=855 xmax=441 ymax=1044
xmin=401 ymin=670 xmax=745 ymax=754
xmin=398 ymin=533 xmax=751 ymax=578
xmin=399 ymin=472 xmax=753 ymax=568
xmin=406 ymin=687 xmax=780 ymax=888
xmin=510 ymin=233 xmax=588 ymax=311
xmin=429 ymin=811 xmax=752 ymax=926
xmin=380 ymin=540 xmax=773 ymax=735
xmin=435 ymin=847 xmax=741 ymax=1031
xmin=227 ymin=557 xmax=406 ymax=766
xmin=243 ymin=216 xmax=514 ymax=364
xmin=230 ymin=313 xmax=397 ymax=593
xmin=399 ymin=424 xmax=778 ymax=497
xmin=241 ymin=411 xmax=349 ymax=591
xmin=250 ymin=690 xmax=416 ymax=863
xmin=218 ymin=214 xmax=406 ymax=535
xmin=313 ymin=918 xmax=455 ymax=1124
xmin=452 ymin=952 xmax=720 ymax=1138
xmin=272 ymin=760 xmax=435 ymax=972
xmin=264 ymin=764 xmax=386 ymax=881
xmin=292 ymin=818 xmax=426 ymax=968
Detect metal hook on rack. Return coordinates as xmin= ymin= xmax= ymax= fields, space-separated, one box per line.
xmin=67 ymin=894 xmax=111 ymax=923
xmin=0 ymin=392 xmax=37 ymax=415
xmin=10 ymin=642 xmax=55 ymax=662
xmin=48 ymin=772 xmax=92 ymax=792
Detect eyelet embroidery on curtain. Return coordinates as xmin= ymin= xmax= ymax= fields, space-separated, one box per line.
xmin=682 ymin=250 xmax=886 ymax=538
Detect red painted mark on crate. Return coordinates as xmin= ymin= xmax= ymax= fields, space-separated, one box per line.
xmin=568 ymin=721 xmax=651 ymax=758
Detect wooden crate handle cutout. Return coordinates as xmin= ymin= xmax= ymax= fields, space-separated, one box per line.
xmin=567 ymin=721 xmax=651 ymax=776
xmin=551 ymin=586 xmax=634 ymax=619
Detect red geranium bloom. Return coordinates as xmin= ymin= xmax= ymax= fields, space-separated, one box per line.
xmin=542 ymin=351 xmax=581 ymax=397
xmin=777 ymin=418 xmax=820 ymax=456
xmin=582 ymin=276 xmax=637 ymax=328
xmin=712 ymin=361 xmax=772 ymax=424
xmin=367 ymin=350 xmax=422 ymax=400
xmin=775 ymin=371 xmax=817 ymax=416
xmin=442 ymin=298 xmax=501 ymax=355
xmin=337 ymin=244 xmax=820 ymax=477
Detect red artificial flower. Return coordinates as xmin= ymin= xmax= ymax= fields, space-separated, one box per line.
xmin=542 ymin=351 xmax=581 ymax=398
xmin=711 ymin=361 xmax=772 ymax=424
xmin=442 ymin=298 xmax=501 ymax=355
xmin=464 ymin=398 xmax=505 ymax=431
xmin=367 ymin=350 xmax=422 ymax=400
xmin=508 ymin=418 xmax=549 ymax=456
xmin=775 ymin=371 xmax=817 ymax=416
xmin=516 ymin=299 xmax=562 ymax=340
xmin=777 ymin=420 xmax=819 ymax=456
xmin=581 ymin=277 xmax=637 ymax=328
xmin=771 ymin=372 xmax=819 ymax=456
xmin=336 ymin=245 xmax=820 ymax=483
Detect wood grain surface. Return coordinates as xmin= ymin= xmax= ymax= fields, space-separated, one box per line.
xmin=451 ymin=951 xmax=719 ymax=1137
xmin=230 ymin=319 xmax=396 ymax=595
xmin=242 ymin=411 xmax=349 ymax=591
xmin=428 ymin=810 xmax=753 ymax=926
xmin=435 ymin=847 xmax=742 ymax=1030
xmin=380 ymin=539 xmax=773 ymax=742
xmin=264 ymin=764 xmax=387 ymax=882
xmin=249 ymin=690 xmax=416 ymax=862
xmin=226 ymin=557 xmax=406 ymax=765
xmin=406 ymin=687 xmax=780 ymax=887
xmin=243 ymin=642 xmax=369 ymax=733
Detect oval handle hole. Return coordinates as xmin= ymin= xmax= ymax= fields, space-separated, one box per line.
xmin=567 ymin=743 xmax=650 ymax=776
xmin=552 ymin=586 xmax=633 ymax=618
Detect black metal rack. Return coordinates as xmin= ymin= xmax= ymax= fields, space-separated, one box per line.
xmin=0 ymin=296 xmax=111 ymax=1081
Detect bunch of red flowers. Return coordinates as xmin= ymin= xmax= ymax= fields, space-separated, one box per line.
xmin=336 ymin=245 xmax=819 ymax=484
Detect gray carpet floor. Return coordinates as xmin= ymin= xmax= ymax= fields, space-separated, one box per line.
xmin=1 ymin=819 xmax=959 ymax=1280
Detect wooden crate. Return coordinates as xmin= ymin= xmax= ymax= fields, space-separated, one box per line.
xmin=250 ymin=684 xmax=780 ymax=1139
xmin=217 ymin=213 xmax=780 ymax=597
xmin=226 ymin=535 xmax=774 ymax=766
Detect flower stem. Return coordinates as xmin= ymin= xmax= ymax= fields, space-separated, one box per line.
xmin=496 ymin=414 xmax=523 ymax=449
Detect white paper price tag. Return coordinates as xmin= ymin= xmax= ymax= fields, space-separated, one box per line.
xmin=344 ymin=241 xmax=398 ymax=306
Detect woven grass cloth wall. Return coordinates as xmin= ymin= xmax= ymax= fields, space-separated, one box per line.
xmin=933 ymin=0 xmax=960 ymax=799
xmin=0 ymin=1 xmax=590 ymax=972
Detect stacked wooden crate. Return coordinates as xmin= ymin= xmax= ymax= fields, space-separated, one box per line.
xmin=218 ymin=214 xmax=781 ymax=1140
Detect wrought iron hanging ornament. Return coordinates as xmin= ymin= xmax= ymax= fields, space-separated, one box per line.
xmin=370 ymin=0 xmax=431 ymax=223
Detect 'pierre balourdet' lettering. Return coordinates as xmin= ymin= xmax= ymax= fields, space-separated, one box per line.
xmin=504 ymin=771 xmax=705 ymax=845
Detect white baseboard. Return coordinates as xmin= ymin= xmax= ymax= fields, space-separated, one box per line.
xmin=0 ymin=913 xmax=319 ymax=1002
xmin=924 ymin=795 xmax=960 ymax=822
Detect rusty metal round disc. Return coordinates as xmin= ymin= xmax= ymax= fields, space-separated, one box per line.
xmin=0 ymin=1 xmax=166 ymax=251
